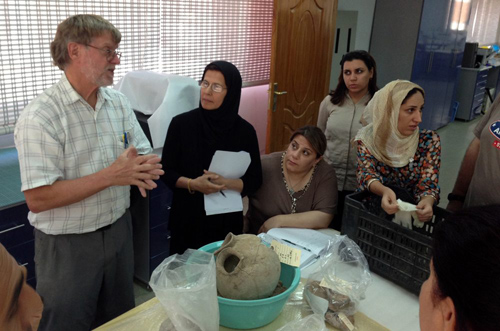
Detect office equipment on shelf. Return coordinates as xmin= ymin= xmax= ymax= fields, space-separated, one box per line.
xmin=455 ymin=67 xmax=490 ymax=121
xmin=462 ymin=42 xmax=478 ymax=68
xmin=130 ymin=180 xmax=172 ymax=284
xmin=477 ymin=45 xmax=498 ymax=68
xmin=115 ymin=71 xmax=200 ymax=149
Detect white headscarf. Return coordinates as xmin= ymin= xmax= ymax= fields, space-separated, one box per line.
xmin=355 ymin=80 xmax=423 ymax=167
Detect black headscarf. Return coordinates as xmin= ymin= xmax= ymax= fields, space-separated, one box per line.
xmin=199 ymin=61 xmax=242 ymax=145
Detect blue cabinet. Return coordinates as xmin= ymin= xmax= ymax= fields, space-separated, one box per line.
xmin=130 ymin=180 xmax=172 ymax=284
xmin=370 ymin=0 xmax=469 ymax=130
xmin=0 ymin=181 xmax=173 ymax=288
xmin=0 ymin=203 xmax=36 ymax=287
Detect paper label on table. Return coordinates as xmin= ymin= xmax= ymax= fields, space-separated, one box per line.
xmin=270 ymin=240 xmax=301 ymax=267
xmin=338 ymin=312 xmax=356 ymax=331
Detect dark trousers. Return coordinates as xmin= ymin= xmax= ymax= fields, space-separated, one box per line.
xmin=35 ymin=210 xmax=135 ymax=331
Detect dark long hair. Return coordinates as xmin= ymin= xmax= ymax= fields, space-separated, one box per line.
xmin=432 ymin=205 xmax=500 ymax=331
xmin=329 ymin=50 xmax=378 ymax=106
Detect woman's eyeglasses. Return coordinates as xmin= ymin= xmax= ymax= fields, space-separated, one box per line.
xmin=199 ymin=80 xmax=227 ymax=93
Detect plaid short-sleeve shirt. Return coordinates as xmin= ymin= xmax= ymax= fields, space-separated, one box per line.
xmin=14 ymin=73 xmax=152 ymax=234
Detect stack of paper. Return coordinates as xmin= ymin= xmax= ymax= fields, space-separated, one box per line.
xmin=259 ymin=228 xmax=332 ymax=269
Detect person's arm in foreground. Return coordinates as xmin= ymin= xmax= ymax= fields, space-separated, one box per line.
xmin=446 ymin=137 xmax=480 ymax=212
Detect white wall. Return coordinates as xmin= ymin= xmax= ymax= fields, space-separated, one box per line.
xmin=338 ymin=0 xmax=376 ymax=51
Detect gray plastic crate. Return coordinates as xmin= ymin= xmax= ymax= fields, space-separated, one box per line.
xmin=341 ymin=191 xmax=449 ymax=295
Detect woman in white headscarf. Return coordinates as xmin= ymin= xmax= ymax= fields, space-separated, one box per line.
xmin=355 ymin=80 xmax=440 ymax=221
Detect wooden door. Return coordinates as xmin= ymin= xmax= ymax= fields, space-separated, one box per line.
xmin=266 ymin=0 xmax=337 ymax=153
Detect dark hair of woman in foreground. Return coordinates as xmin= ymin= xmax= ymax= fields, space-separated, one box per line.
xmin=419 ymin=205 xmax=500 ymax=331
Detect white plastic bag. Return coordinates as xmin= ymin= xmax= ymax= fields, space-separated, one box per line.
xmin=149 ymin=249 xmax=219 ymax=331
xmin=318 ymin=235 xmax=371 ymax=304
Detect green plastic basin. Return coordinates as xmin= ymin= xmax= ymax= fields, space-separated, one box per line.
xmin=198 ymin=240 xmax=301 ymax=329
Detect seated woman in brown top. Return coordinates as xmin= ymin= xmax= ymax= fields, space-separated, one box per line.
xmin=246 ymin=126 xmax=338 ymax=234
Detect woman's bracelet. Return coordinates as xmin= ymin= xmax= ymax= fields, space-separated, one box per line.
xmin=366 ymin=178 xmax=379 ymax=192
xmin=187 ymin=178 xmax=195 ymax=194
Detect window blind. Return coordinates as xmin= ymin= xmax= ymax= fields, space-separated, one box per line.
xmin=0 ymin=0 xmax=272 ymax=133
xmin=161 ymin=0 xmax=272 ymax=85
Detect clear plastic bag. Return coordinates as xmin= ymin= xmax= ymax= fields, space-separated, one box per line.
xmin=304 ymin=235 xmax=371 ymax=331
xmin=276 ymin=314 xmax=328 ymax=331
xmin=149 ymin=249 xmax=219 ymax=331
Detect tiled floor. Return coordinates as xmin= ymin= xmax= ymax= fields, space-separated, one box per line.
xmin=131 ymin=116 xmax=481 ymax=306
xmin=134 ymin=280 xmax=155 ymax=306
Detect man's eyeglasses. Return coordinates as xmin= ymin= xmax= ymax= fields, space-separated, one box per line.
xmin=85 ymin=44 xmax=122 ymax=61
xmin=199 ymin=80 xmax=227 ymax=93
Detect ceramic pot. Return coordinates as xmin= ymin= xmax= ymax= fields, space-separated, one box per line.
xmin=214 ymin=233 xmax=281 ymax=300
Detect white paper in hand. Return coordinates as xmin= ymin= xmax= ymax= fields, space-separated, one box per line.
xmin=204 ymin=151 xmax=251 ymax=216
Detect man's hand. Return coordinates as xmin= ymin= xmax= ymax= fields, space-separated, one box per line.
xmin=104 ymin=146 xmax=164 ymax=197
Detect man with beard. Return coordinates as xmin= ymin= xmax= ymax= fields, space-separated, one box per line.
xmin=14 ymin=14 xmax=163 ymax=330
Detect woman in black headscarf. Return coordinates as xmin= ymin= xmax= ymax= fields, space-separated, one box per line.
xmin=161 ymin=61 xmax=262 ymax=254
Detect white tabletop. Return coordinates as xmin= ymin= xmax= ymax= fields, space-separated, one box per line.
xmin=305 ymin=229 xmax=420 ymax=331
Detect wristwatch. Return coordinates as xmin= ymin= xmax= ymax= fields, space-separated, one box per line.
xmin=447 ymin=193 xmax=465 ymax=202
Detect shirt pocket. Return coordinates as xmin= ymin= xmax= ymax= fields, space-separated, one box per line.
xmin=101 ymin=129 xmax=131 ymax=164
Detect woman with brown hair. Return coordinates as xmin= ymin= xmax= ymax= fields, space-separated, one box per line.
xmin=317 ymin=50 xmax=378 ymax=229
xmin=246 ymin=126 xmax=338 ymax=234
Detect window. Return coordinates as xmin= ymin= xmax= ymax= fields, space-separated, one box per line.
xmin=0 ymin=0 xmax=272 ymax=134
xmin=466 ymin=0 xmax=500 ymax=44
xmin=450 ymin=0 xmax=471 ymax=31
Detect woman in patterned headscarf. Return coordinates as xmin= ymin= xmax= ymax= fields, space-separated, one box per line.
xmin=355 ymin=80 xmax=441 ymax=221
xmin=0 ymin=243 xmax=43 ymax=330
